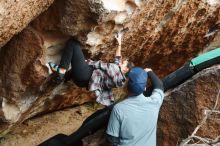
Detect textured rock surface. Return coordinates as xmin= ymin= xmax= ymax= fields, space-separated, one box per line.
xmin=99 ymin=0 xmax=220 ymax=76
xmin=0 ymin=105 xmax=97 ymax=146
xmin=81 ymin=65 xmax=220 ymax=146
xmin=0 ymin=0 xmax=220 ymax=141
xmin=0 ymin=0 xmax=94 ymax=135
xmin=1 ymin=65 xmax=219 ymax=146
xmin=158 ymin=64 xmax=220 ymax=145
xmin=0 ymin=0 xmax=54 ymax=48
xmin=60 ymin=0 xmax=220 ymax=76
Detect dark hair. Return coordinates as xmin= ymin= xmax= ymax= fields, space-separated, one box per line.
xmin=123 ymin=58 xmax=135 ymax=71
xmin=126 ymin=61 xmax=135 ymax=71
xmin=122 ymin=58 xmax=135 ymax=78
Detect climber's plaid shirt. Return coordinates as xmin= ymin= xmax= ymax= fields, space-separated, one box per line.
xmin=87 ymin=57 xmax=126 ymax=106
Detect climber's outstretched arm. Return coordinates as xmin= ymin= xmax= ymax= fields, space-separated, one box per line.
xmin=115 ymin=32 xmax=122 ymax=57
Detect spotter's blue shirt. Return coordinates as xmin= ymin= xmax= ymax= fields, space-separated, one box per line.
xmin=106 ymin=89 xmax=164 ymax=146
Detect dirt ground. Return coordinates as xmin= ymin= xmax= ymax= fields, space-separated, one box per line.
xmin=0 ymin=104 xmax=100 ymax=146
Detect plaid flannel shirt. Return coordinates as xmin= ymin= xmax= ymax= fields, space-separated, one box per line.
xmin=87 ymin=57 xmax=126 ymax=106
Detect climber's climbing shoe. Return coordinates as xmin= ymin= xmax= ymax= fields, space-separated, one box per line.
xmin=48 ymin=62 xmax=66 ymax=74
xmin=48 ymin=62 xmax=59 ymax=73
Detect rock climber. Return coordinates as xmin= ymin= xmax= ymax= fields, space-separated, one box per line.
xmin=48 ymin=29 xmax=134 ymax=106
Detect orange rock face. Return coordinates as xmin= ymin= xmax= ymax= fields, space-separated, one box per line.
xmin=80 ymin=65 xmax=220 ymax=146
xmin=0 ymin=0 xmax=219 ymax=143
xmin=0 ymin=0 xmax=54 ymax=48
xmin=158 ymin=65 xmax=220 ymax=145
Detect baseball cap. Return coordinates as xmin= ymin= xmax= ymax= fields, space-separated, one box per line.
xmin=127 ymin=67 xmax=148 ymax=95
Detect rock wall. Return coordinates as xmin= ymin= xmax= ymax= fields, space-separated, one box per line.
xmin=79 ymin=65 xmax=220 ymax=146
xmin=0 ymin=0 xmax=220 ymax=141
xmin=158 ymin=64 xmax=220 ymax=145
xmin=1 ymin=65 xmax=219 ymax=146
xmin=0 ymin=105 xmax=97 ymax=146
xmin=0 ymin=0 xmax=94 ymax=135
xmin=58 ymin=0 xmax=220 ymax=76
xmin=0 ymin=0 xmax=54 ymax=48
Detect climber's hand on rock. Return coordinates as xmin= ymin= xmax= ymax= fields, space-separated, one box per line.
xmin=144 ymin=68 xmax=152 ymax=72
xmin=115 ymin=32 xmax=122 ymax=45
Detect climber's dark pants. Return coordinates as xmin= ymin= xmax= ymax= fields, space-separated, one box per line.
xmin=59 ymin=39 xmax=93 ymax=87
